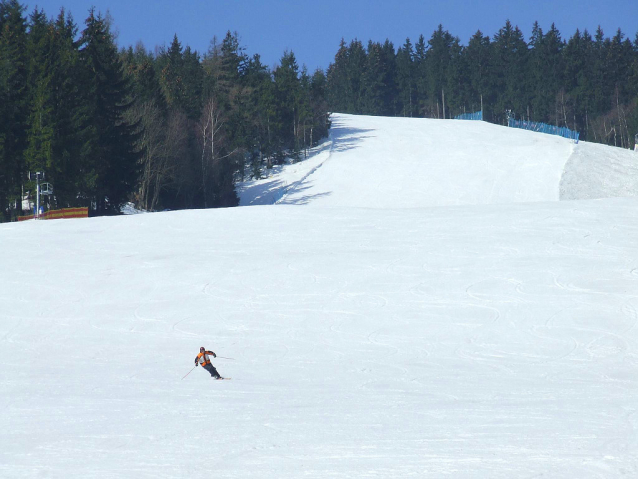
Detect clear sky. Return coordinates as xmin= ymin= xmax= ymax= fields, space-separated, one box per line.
xmin=24 ymin=0 xmax=638 ymax=72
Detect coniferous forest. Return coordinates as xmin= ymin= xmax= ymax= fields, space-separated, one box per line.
xmin=327 ymin=23 xmax=638 ymax=146
xmin=1 ymin=0 xmax=637 ymax=220
xmin=0 ymin=1 xmax=329 ymax=219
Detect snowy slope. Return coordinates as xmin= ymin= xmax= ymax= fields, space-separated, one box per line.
xmin=560 ymin=139 xmax=638 ymax=200
xmin=1 ymin=114 xmax=638 ymax=479
xmin=239 ymin=113 xmax=638 ymax=207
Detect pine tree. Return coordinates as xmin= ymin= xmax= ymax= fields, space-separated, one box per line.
xmin=297 ymin=66 xmax=313 ymax=157
xmin=309 ymin=68 xmax=329 ymax=146
xmin=122 ymin=42 xmax=166 ymax=110
xmin=444 ymin=35 xmax=466 ymax=117
xmin=414 ymin=35 xmax=428 ymax=116
xmin=48 ymin=9 xmax=89 ymax=207
xmin=424 ymin=25 xmax=457 ymax=118
xmin=628 ymin=33 xmax=638 ymax=148
xmin=396 ymin=38 xmax=415 ymax=117
xmin=465 ymin=30 xmax=492 ymax=117
xmin=529 ymin=23 xmax=564 ymax=124
xmin=607 ymin=29 xmax=634 ymax=103
xmin=491 ymin=20 xmax=529 ymax=124
xmin=273 ymin=50 xmax=301 ymax=155
xmin=379 ymin=39 xmax=397 ymax=115
xmin=78 ymin=8 xmax=140 ymax=214
xmin=24 ymin=7 xmax=53 ymax=191
xmin=564 ymin=28 xmax=592 ymax=134
xmin=345 ymin=39 xmax=367 ymax=113
xmin=326 ymin=39 xmax=349 ymax=113
xmin=244 ymin=53 xmax=275 ymax=173
xmin=361 ymin=41 xmax=386 ymax=115
xmin=159 ymin=34 xmax=189 ymax=113
xmin=0 ymin=0 xmax=28 ymax=219
xmin=591 ymin=26 xmax=609 ymax=117
xmin=182 ymin=46 xmax=203 ymax=119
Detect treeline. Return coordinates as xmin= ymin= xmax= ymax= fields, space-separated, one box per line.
xmin=3 ymin=1 xmax=638 ymax=221
xmin=327 ymin=21 xmax=638 ymax=147
xmin=0 ymin=0 xmax=329 ymax=220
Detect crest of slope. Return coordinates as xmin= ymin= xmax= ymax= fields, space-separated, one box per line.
xmin=239 ymin=113 xmax=638 ymax=207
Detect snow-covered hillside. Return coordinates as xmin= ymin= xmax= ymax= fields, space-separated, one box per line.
xmin=1 ymin=114 xmax=637 ymax=478
xmin=239 ymin=113 xmax=638 ymax=207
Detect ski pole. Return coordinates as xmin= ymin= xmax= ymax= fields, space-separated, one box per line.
xmin=216 ymin=356 xmax=235 ymax=360
xmin=182 ymin=365 xmax=196 ymax=380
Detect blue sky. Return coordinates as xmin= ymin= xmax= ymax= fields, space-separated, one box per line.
xmin=24 ymin=0 xmax=638 ymax=72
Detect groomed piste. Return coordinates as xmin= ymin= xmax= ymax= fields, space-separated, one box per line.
xmin=2 ymin=113 xmax=637 ymax=478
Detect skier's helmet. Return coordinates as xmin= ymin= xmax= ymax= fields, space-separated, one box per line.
xmin=200 ymin=347 xmax=205 ymax=352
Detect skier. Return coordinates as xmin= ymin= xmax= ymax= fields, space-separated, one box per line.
xmin=195 ymin=347 xmax=223 ymax=379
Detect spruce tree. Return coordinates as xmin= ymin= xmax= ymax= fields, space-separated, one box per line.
xmin=273 ymin=50 xmax=301 ymax=154
xmin=309 ymin=68 xmax=329 ymax=145
xmin=0 ymin=0 xmax=28 ymax=218
xmin=444 ymin=35 xmax=466 ymax=117
xmin=414 ymin=35 xmax=428 ymax=116
xmin=362 ymin=41 xmax=386 ymax=116
xmin=49 ymin=9 xmax=88 ymax=207
xmin=244 ymin=53 xmax=275 ymax=173
xmin=396 ymin=38 xmax=415 ymax=117
xmin=345 ymin=39 xmax=367 ymax=113
xmin=326 ymin=39 xmax=349 ymax=113
xmin=529 ymin=23 xmax=564 ymax=124
xmin=78 ymin=8 xmax=140 ymax=214
xmin=424 ymin=25 xmax=457 ymax=118
xmin=379 ymin=39 xmax=398 ymax=115
xmin=465 ymin=30 xmax=492 ymax=117
xmin=491 ymin=20 xmax=529 ymax=124
xmin=24 ymin=7 xmax=52 ymax=193
xmin=564 ymin=29 xmax=591 ymax=134
xmin=591 ymin=26 xmax=609 ymax=117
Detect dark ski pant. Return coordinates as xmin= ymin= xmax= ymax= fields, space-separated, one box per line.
xmin=203 ymin=363 xmax=221 ymax=379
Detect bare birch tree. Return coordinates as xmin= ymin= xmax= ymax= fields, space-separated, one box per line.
xmin=127 ymin=100 xmax=187 ymax=211
xmin=198 ymin=95 xmax=238 ymax=207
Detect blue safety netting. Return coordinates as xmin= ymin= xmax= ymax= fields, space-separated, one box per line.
xmin=508 ymin=118 xmax=580 ymax=143
xmin=454 ymin=110 xmax=483 ymax=121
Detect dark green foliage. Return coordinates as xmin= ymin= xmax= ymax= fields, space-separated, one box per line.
xmin=157 ymin=34 xmax=203 ymax=118
xmin=326 ymin=39 xmax=368 ymax=114
xmin=0 ymin=3 xmax=330 ymax=216
xmin=464 ymin=30 xmax=492 ymax=115
xmin=273 ymin=50 xmax=301 ymax=154
xmin=324 ymin=21 xmax=638 ymax=147
xmin=5 ymin=4 xmax=638 ymax=218
xmin=491 ymin=21 xmax=529 ymax=123
xmin=361 ymin=41 xmax=387 ymax=115
xmin=79 ymin=9 xmax=140 ymax=214
xmin=0 ymin=0 xmax=28 ymax=219
xmin=396 ymin=38 xmax=416 ymax=117
xmin=425 ymin=25 xmax=461 ymax=119
xmin=25 ymin=9 xmax=86 ymax=209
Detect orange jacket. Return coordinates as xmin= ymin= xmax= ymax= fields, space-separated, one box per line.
xmin=195 ymin=350 xmax=215 ymax=367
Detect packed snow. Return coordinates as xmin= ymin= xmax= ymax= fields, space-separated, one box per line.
xmin=2 ymin=114 xmax=637 ymax=478
xmin=239 ymin=114 xmax=638 ymax=208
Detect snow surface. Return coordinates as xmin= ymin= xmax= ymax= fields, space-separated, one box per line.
xmin=2 ymin=113 xmax=638 ymax=478
xmin=239 ymin=114 xmax=638 ymax=207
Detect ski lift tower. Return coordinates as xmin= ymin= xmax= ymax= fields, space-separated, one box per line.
xmin=28 ymin=171 xmax=53 ymax=219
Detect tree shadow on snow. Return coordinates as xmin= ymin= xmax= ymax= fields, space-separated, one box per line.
xmin=329 ymin=118 xmax=375 ymax=153
xmin=238 ymin=178 xmax=289 ymax=206
xmin=278 ymin=184 xmax=332 ymax=205
xmin=240 ymin=118 xmax=373 ymax=206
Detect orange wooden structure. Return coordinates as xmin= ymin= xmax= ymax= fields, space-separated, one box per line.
xmin=18 ymin=207 xmax=89 ymax=222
